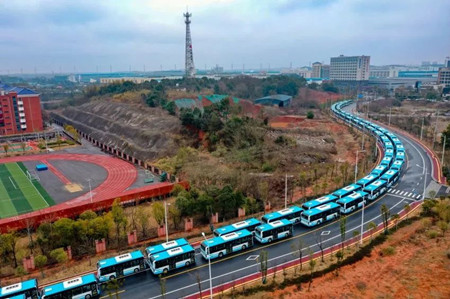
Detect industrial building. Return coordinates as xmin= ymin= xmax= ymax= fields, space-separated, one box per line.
xmin=254 ymin=94 xmax=292 ymax=107
xmin=0 ymin=84 xmax=43 ymax=135
xmin=330 ymin=55 xmax=370 ymax=81
xmin=438 ymin=68 xmax=450 ymax=86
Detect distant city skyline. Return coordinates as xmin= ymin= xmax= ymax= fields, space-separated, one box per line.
xmin=0 ymin=0 xmax=449 ymax=74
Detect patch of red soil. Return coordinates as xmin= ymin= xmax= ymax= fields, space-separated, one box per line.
xmin=239 ymin=99 xmax=262 ymax=118
xmin=271 ymin=219 xmax=450 ymax=299
xmin=297 ymin=88 xmax=344 ymax=104
xmin=269 ymin=115 xmax=305 ymax=128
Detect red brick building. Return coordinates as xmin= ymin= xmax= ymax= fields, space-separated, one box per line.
xmin=0 ymin=84 xmax=43 ymax=135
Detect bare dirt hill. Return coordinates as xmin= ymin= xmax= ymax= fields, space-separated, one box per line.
xmin=51 ymin=100 xmax=191 ymax=162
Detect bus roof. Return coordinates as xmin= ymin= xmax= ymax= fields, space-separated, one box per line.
xmin=337 ymin=191 xmax=368 ymax=204
xmin=0 ymin=279 xmax=37 ymax=296
xmin=256 ymin=219 xmax=292 ymax=232
xmin=151 ymin=244 xmax=195 ymax=262
xmin=303 ymin=202 xmax=340 ymax=217
xmin=98 ymin=250 xmax=144 ymax=268
xmin=357 ymin=174 xmax=377 ymax=186
xmin=202 ymin=229 xmax=252 ymax=248
xmin=262 ymin=206 xmax=302 ymax=221
xmin=381 ymin=169 xmax=398 ymax=179
xmin=146 ymin=238 xmax=189 ymax=256
xmin=333 ymin=184 xmax=360 ymax=197
xmin=302 ymin=195 xmax=337 ymax=209
xmin=392 ymin=160 xmax=404 ymax=167
xmin=215 ymin=218 xmax=260 ymax=235
xmin=363 ymin=179 xmax=387 ymax=192
xmin=43 ymin=274 xmax=97 ymax=296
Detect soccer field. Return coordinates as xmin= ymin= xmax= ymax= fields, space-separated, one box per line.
xmin=0 ymin=162 xmax=55 ymax=219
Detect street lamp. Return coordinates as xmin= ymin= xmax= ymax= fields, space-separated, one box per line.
xmin=284 ymin=174 xmax=294 ymax=209
xmin=202 ymin=232 xmax=213 ymax=299
xmin=164 ymin=201 xmax=171 ymax=243
xmin=441 ymin=135 xmax=447 ymax=168
xmin=354 ymin=150 xmax=366 ymax=184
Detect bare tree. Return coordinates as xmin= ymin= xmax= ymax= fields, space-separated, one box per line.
xmin=339 ymin=215 xmax=347 ymax=252
xmin=316 ymin=232 xmax=325 ymax=263
xmin=195 ymin=272 xmax=203 ymax=298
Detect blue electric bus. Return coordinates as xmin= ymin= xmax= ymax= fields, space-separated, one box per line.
xmin=391 ymin=160 xmax=404 ymax=172
xmin=41 ymin=274 xmax=100 ymax=299
xmin=302 ymin=194 xmax=337 ymax=211
xmin=380 ymin=156 xmax=393 ymax=167
xmin=371 ymin=164 xmax=387 ymax=177
xmin=254 ymin=219 xmax=293 ymax=243
xmin=333 ymin=184 xmax=361 ymax=199
xmin=381 ymin=169 xmax=399 ymax=187
xmin=396 ymin=151 xmax=405 ymax=161
xmin=300 ymin=202 xmax=340 ymax=227
xmin=336 ymin=191 xmax=368 ymax=214
xmin=356 ymin=174 xmax=378 ymax=188
xmin=0 ymin=279 xmax=39 ymax=299
xmin=385 ymin=149 xmax=394 ymax=157
xmin=145 ymin=238 xmax=189 ymax=257
xmin=149 ymin=244 xmax=196 ymax=275
xmin=200 ymin=229 xmax=253 ymax=260
xmin=396 ymin=144 xmax=405 ymax=152
xmin=97 ymin=250 xmax=146 ymax=282
xmin=363 ymin=179 xmax=388 ymax=201
xmin=214 ymin=218 xmax=261 ymax=236
xmin=261 ymin=206 xmax=303 ymax=224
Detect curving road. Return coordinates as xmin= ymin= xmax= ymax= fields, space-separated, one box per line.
xmin=105 ymin=102 xmax=435 ymax=299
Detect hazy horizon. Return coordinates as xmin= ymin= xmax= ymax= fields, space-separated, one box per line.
xmin=1 ymin=0 xmax=449 ymax=74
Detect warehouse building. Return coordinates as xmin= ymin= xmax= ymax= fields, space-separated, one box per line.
xmin=254 ymin=94 xmax=292 ymax=107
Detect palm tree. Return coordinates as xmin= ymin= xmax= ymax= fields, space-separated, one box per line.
xmin=367 ymin=221 xmax=377 ymax=241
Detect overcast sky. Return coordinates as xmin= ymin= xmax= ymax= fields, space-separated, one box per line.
xmin=1 ymin=0 xmax=449 ymax=74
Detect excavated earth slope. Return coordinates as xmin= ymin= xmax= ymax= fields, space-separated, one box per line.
xmin=51 ymin=100 xmax=185 ymax=161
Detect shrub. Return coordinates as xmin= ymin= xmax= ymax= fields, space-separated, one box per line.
xmin=261 ymin=162 xmax=274 ymax=173
xmin=355 ymin=281 xmax=367 ymax=292
xmin=426 ymin=230 xmax=439 ymax=239
xmin=381 ymin=246 xmax=396 ymax=256
xmin=306 ymin=111 xmax=314 ymax=119
xmin=421 ymin=218 xmax=432 ymax=229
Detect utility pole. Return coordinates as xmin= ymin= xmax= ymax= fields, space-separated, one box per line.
xmin=442 ymin=135 xmax=447 ymax=168
xmin=433 ymin=110 xmax=439 ymax=148
xmin=388 ymin=107 xmax=391 ymax=126
xmin=355 ymin=150 xmax=366 ymax=183
xmin=420 ymin=117 xmax=424 ymax=140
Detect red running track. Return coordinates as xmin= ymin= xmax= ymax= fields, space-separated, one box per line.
xmin=0 ymin=153 xmax=137 ymax=202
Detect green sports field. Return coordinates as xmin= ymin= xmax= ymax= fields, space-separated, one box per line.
xmin=0 ymin=162 xmax=55 ymax=219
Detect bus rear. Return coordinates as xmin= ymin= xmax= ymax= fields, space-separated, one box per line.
xmin=149 ymin=244 xmax=195 ymax=275
xmin=0 ymin=279 xmax=39 ymax=299
xmin=97 ymin=250 xmax=145 ymax=282
xmin=300 ymin=202 xmax=340 ymax=227
xmin=254 ymin=219 xmax=293 ymax=243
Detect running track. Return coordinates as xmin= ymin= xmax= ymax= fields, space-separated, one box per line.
xmin=0 ymin=153 xmax=137 ymax=203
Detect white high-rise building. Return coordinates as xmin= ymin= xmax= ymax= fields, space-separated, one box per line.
xmin=330 ymin=55 xmax=370 ymax=81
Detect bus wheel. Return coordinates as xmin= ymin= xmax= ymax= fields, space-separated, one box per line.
xmin=109 ymin=275 xmax=116 ymax=281
xmin=163 ymin=268 xmax=168 ymax=274
xmin=134 ymin=268 xmax=139 ymax=273
xmin=218 ymin=252 xmax=224 ymax=258
xmin=185 ymin=261 xmax=190 ymax=267
xmin=268 ymin=238 xmax=273 ymax=243
xmin=242 ymin=244 xmax=247 ymax=250
xmin=85 ymin=295 xmax=92 ymax=299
